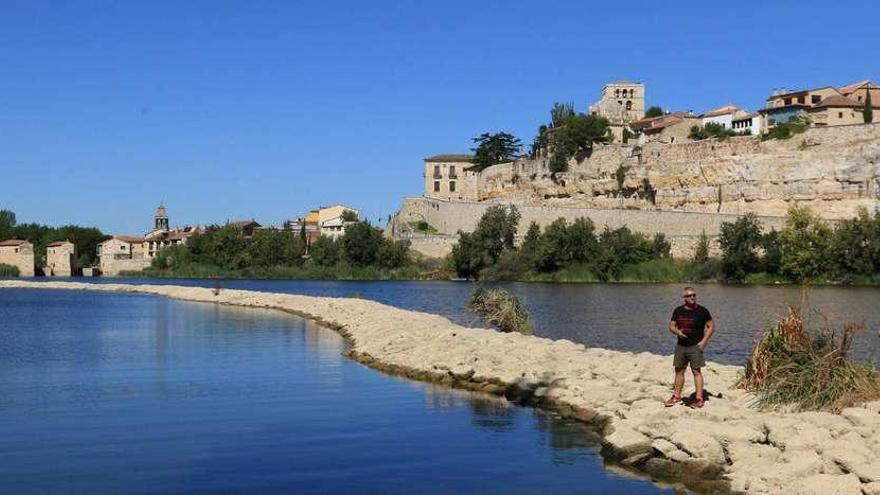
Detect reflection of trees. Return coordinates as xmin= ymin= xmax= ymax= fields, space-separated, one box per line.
xmin=534 ymin=411 xmax=602 ymax=465
xmin=468 ymin=395 xmax=517 ymax=433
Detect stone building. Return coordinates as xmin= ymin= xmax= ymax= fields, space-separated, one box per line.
xmin=144 ymin=204 xmax=200 ymax=259
xmin=630 ymin=112 xmax=701 ymax=144
xmin=808 ymin=95 xmax=868 ymax=127
xmin=289 ymin=204 xmax=360 ymax=242
xmin=227 ymin=219 xmax=261 ymax=237
xmin=46 ymin=240 xmax=76 ymax=277
xmin=98 ymin=235 xmax=148 ymax=276
xmin=0 ymin=239 xmax=35 ymax=277
xmin=423 ymin=155 xmax=480 ymax=201
xmin=838 ymin=80 xmax=880 ymax=111
xmin=589 ymin=80 xmax=646 ymax=142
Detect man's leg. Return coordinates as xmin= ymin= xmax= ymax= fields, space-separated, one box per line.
xmin=673 ymin=367 xmax=686 ymax=397
xmin=692 ymin=368 xmax=703 ymax=399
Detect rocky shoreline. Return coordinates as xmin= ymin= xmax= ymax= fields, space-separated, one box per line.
xmin=3 ymin=280 xmax=880 ymax=494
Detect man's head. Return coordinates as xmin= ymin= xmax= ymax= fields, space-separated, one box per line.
xmin=682 ymin=286 xmax=697 ymax=307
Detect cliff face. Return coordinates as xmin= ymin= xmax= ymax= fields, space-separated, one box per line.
xmin=478 ymin=124 xmax=880 ymax=220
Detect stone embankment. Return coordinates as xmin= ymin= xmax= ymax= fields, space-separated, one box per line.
xmin=4 ymin=280 xmax=880 ymax=494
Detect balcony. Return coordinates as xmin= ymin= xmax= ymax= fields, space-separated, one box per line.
xmin=448 ymin=173 xmax=458 ymax=179
xmin=432 ymin=172 xmax=442 ymax=179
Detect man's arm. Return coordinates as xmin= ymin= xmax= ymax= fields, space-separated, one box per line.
xmin=668 ymin=319 xmax=685 ymax=338
xmin=698 ymin=319 xmax=715 ymax=350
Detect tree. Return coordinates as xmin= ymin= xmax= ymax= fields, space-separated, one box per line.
xmin=550 ymin=102 xmax=575 ymax=128
xmin=377 ymin=238 xmax=410 ymax=269
xmin=529 ymin=124 xmax=549 ymax=158
xmin=341 ymin=209 xmax=358 ymax=222
xmin=864 ymin=90 xmax=874 ymax=124
xmin=342 ymin=221 xmax=384 ymax=266
xmin=518 ymin=222 xmax=542 ymax=270
xmin=693 ymin=230 xmax=710 ymax=264
xmin=449 ymin=205 xmax=520 ymax=279
xmin=827 ymin=207 xmax=877 ymax=279
xmin=718 ymin=213 xmax=763 ymax=282
xmin=309 ymin=236 xmax=341 ymax=266
xmin=645 ymin=106 xmax=664 ymax=118
xmin=470 ymin=132 xmax=522 ymax=171
xmin=554 ymin=113 xmax=611 ymax=158
xmin=778 ymin=206 xmax=832 ymax=282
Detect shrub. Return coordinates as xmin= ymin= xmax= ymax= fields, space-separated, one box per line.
xmin=0 ymin=263 xmax=20 ymax=277
xmin=468 ymin=286 xmax=533 ymax=334
xmin=738 ymin=302 xmax=880 ymax=412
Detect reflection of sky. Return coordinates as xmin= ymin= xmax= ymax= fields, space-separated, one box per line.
xmin=0 ymin=289 xmax=672 ymax=494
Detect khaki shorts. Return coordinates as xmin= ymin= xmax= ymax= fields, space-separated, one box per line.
xmin=673 ymin=344 xmax=705 ymax=369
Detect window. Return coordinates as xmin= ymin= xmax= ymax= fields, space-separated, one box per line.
xmin=433 ymin=165 xmax=440 ymax=177
xmin=449 ymin=165 xmax=456 ymax=178
xmin=625 ymin=100 xmax=632 ymax=110
xmin=784 ymin=98 xmax=792 ymax=105
xmin=449 ymin=181 xmax=456 ymax=192
xmin=812 ymin=95 xmax=821 ymax=104
xmin=797 ymin=95 xmax=805 ymax=104
xmin=433 ymin=181 xmax=440 ymax=192
xmin=839 ymin=112 xmax=844 ymax=118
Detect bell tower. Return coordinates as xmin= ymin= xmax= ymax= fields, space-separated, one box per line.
xmin=154 ymin=203 xmax=169 ymax=231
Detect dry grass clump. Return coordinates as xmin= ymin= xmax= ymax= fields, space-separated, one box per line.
xmin=738 ymin=303 xmax=880 ymax=413
xmin=468 ymin=287 xmax=533 ymax=334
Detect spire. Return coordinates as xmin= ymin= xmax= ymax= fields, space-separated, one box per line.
xmin=154 ymin=202 xmax=169 ymax=231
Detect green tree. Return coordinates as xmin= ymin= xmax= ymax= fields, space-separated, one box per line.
xmin=377 ymin=238 xmax=410 ymax=269
xmin=535 ymin=218 xmax=570 ymax=272
xmin=827 ymin=207 xmax=878 ymax=279
xmin=778 ymin=206 xmax=832 ymax=282
xmin=470 ymin=132 xmax=522 ymax=171
xmin=529 ymin=124 xmax=549 ymax=158
xmin=246 ymin=230 xmax=305 ymax=267
xmin=760 ymin=229 xmax=782 ymax=275
xmin=865 ymin=90 xmax=874 ymax=124
xmin=693 ymin=230 xmax=710 ymax=264
xmin=548 ymin=151 xmax=569 ymax=174
xmin=595 ymin=226 xmax=653 ymax=281
xmin=342 ymin=222 xmax=384 ymax=266
xmin=550 ymin=102 xmax=575 ymax=128
xmin=309 ymin=236 xmax=341 ymax=266
xmin=518 ymin=222 xmax=542 ymax=270
xmin=645 ymin=106 xmax=664 ymax=118
xmin=449 ymin=205 xmax=520 ymax=279
xmin=651 ymin=233 xmax=672 ymax=258
xmin=341 ymin=209 xmax=358 ymax=222
xmin=0 ymin=209 xmax=16 ymax=239
xmin=718 ymin=213 xmax=763 ymax=282
xmin=554 ymin=113 xmax=611 ymax=158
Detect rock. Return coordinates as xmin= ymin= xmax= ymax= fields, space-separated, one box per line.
xmin=651 ymin=438 xmax=691 ymax=463
xmin=604 ymin=426 xmax=653 ymax=460
xmin=781 ymin=473 xmax=862 ymax=495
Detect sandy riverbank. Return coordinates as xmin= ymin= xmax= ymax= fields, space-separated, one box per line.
xmin=2 ymin=280 xmax=879 ymax=494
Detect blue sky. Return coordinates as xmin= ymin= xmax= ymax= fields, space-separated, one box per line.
xmin=1 ymin=0 xmax=878 ymax=234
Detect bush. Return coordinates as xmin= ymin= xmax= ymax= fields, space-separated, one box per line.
xmin=719 ymin=213 xmax=762 ymax=282
xmin=468 ymin=286 xmax=533 ymax=334
xmin=779 ymin=206 xmax=831 ymax=282
xmin=738 ymin=302 xmax=880 ymax=412
xmin=0 ymin=263 xmax=20 ymax=277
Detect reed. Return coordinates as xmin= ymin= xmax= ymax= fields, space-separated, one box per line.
xmin=738 ymin=301 xmax=880 ymax=412
xmin=468 ymin=286 xmax=533 ymax=334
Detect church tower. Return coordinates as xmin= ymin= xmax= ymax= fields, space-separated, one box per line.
xmin=154 ymin=203 xmax=169 ymax=231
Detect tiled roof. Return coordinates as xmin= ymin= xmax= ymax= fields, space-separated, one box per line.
xmin=701 ymin=105 xmax=740 ymax=118
xmin=114 ymin=235 xmax=145 ymax=244
xmin=0 ymin=239 xmax=30 ymax=247
xmin=46 ymin=241 xmax=72 ymax=247
xmin=838 ymin=80 xmax=878 ymax=95
xmin=810 ymin=95 xmax=863 ymax=109
xmin=424 ymin=154 xmax=474 ymax=163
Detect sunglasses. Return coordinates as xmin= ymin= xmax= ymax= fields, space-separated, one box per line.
xmin=683 ymin=294 xmax=697 ymax=298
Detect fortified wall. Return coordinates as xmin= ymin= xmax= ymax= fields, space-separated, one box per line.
xmin=394 ymin=125 xmax=880 ymax=259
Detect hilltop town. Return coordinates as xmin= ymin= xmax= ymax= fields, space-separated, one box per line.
xmin=390 ymin=79 xmax=880 ymax=258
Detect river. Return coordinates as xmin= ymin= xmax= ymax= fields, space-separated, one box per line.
xmin=0 ymin=287 xmax=671 ymax=494
xmin=51 ymin=278 xmax=880 ymax=365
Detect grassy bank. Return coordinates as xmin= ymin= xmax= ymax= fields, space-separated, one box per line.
xmin=125 ymin=260 xmax=449 ymax=281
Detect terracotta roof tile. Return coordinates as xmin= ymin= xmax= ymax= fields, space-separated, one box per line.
xmin=0 ymin=239 xmax=30 ymax=247
xmin=810 ymin=95 xmax=863 ymax=109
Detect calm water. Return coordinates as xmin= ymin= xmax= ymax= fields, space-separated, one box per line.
xmin=51 ymin=278 xmax=880 ymax=366
xmin=0 ymin=289 xmax=671 ymax=494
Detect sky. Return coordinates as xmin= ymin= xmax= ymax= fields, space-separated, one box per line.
xmin=1 ymin=0 xmax=878 ymax=234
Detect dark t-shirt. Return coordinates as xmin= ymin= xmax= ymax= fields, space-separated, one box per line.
xmin=671 ymin=304 xmax=712 ymax=347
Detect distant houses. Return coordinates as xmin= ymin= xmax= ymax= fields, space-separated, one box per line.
xmin=97 ymin=203 xmax=200 ymax=276
xmin=288 ymin=204 xmax=359 ymax=244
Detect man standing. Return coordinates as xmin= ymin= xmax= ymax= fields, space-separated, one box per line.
xmin=664 ymin=287 xmax=715 ymax=409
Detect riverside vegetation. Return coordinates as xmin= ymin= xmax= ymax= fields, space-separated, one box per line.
xmin=138 ymin=221 xmax=440 ymax=280
xmin=448 ymin=204 xmax=880 ymax=285
xmin=0 ymin=209 xmax=107 ymax=271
